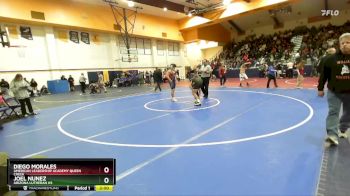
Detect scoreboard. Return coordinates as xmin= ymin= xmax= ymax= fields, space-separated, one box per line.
xmin=7 ymin=158 xmax=115 ymax=191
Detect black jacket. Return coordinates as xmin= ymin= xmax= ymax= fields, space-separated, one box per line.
xmin=153 ymin=69 xmax=163 ymax=83
xmin=318 ymin=52 xmax=350 ymax=93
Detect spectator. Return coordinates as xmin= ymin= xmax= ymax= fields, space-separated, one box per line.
xmin=145 ymin=71 xmax=150 ymax=85
xmin=10 ymin=74 xmax=37 ymax=117
xmin=317 ymin=47 xmax=336 ymax=74
xmin=40 ymin=85 xmax=49 ymax=96
xmin=61 ymin=75 xmax=67 ymax=80
xmin=219 ymin=65 xmax=227 ymax=87
xmin=98 ymin=72 xmax=107 ymax=93
xmin=0 ymin=93 xmax=5 ymax=129
xmin=0 ymin=79 xmax=9 ymax=89
xmin=153 ymin=67 xmax=162 ymax=92
xmin=318 ymin=32 xmax=350 ymax=146
xmin=30 ymin=78 xmax=38 ymax=97
xmin=79 ymin=73 xmax=87 ymax=95
xmin=89 ymin=82 xmax=98 ymax=94
xmin=0 ymin=79 xmax=10 ymax=95
xmin=68 ymin=75 xmax=75 ymax=91
xmin=266 ymin=64 xmax=278 ymax=88
xmin=296 ymin=61 xmax=305 ymax=89
xmin=286 ymin=62 xmax=294 ymax=78
xmin=258 ymin=64 xmax=266 ymax=78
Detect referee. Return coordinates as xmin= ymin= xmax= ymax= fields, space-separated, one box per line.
xmin=199 ymin=60 xmax=212 ymax=98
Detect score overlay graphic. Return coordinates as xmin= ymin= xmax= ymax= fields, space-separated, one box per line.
xmin=7 ymin=158 xmax=116 ymax=191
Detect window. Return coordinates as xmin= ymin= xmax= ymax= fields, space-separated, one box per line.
xmin=144 ymin=39 xmax=152 ymax=55
xmin=118 ymin=36 xmax=137 ymax=54
xmin=136 ymin=38 xmax=144 ymax=54
xmin=157 ymin=40 xmax=165 ymax=56
xmin=168 ymin=42 xmax=179 ymax=56
xmin=122 ymin=37 xmax=151 ymax=55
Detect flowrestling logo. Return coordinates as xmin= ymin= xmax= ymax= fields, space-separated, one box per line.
xmin=321 ymin=10 xmax=340 ymax=16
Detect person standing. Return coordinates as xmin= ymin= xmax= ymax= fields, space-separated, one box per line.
xmin=153 ymin=67 xmax=162 ymax=92
xmin=165 ymin=64 xmax=177 ymax=102
xmin=318 ymin=33 xmax=350 ymax=146
xmin=286 ymin=61 xmax=294 ymax=78
xmin=219 ymin=65 xmax=227 ymax=87
xmin=199 ymin=60 xmax=212 ymax=98
xmin=266 ymin=63 xmax=278 ymax=88
xmin=145 ymin=71 xmax=150 ymax=85
xmin=68 ymin=75 xmax=75 ymax=91
xmin=296 ymin=61 xmax=305 ymax=89
xmin=10 ymin=74 xmax=37 ymax=117
xmin=98 ymin=72 xmax=107 ymax=93
xmin=79 ymin=73 xmax=87 ymax=94
xmin=190 ymin=69 xmax=203 ymax=106
xmin=239 ymin=62 xmax=250 ymax=87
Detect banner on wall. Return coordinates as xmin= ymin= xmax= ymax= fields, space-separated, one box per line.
xmin=69 ymin=31 xmax=79 ymax=43
xmin=81 ymin=32 xmax=90 ymax=44
xmin=57 ymin=30 xmax=68 ymax=42
xmin=20 ymin=26 xmax=33 ymax=40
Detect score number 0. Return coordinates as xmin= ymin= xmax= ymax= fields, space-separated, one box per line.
xmin=104 ymin=167 xmax=110 ymax=184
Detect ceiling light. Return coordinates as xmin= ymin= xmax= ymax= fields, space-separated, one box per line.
xmin=163 ymin=7 xmax=167 ymax=11
xmin=127 ymin=1 xmax=135 ymax=7
xmin=223 ymin=0 xmax=231 ymax=6
xmin=188 ymin=12 xmax=192 ymax=17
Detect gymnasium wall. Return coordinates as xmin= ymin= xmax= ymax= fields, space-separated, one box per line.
xmin=202 ymin=46 xmax=223 ymax=60
xmin=0 ymin=23 xmax=190 ymax=88
xmin=0 ymin=0 xmax=183 ymax=41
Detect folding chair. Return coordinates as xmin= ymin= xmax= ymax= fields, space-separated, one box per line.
xmin=3 ymin=96 xmax=21 ymax=117
xmin=0 ymin=106 xmax=9 ymax=119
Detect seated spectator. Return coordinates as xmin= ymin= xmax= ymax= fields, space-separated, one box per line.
xmin=61 ymin=75 xmax=67 ymax=80
xmin=30 ymin=78 xmax=38 ymax=97
xmin=112 ymin=78 xmax=119 ymax=88
xmin=89 ymin=82 xmax=98 ymax=94
xmin=40 ymin=85 xmax=49 ymax=96
xmin=0 ymin=79 xmax=9 ymax=90
xmin=0 ymin=79 xmax=10 ymax=95
xmin=104 ymin=81 xmax=112 ymax=88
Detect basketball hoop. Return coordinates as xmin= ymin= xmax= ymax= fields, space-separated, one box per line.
xmin=122 ymin=54 xmax=138 ymax=62
xmin=11 ymin=45 xmax=27 ymax=58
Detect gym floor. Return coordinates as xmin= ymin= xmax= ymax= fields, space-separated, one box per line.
xmin=0 ymin=78 xmax=349 ymax=195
